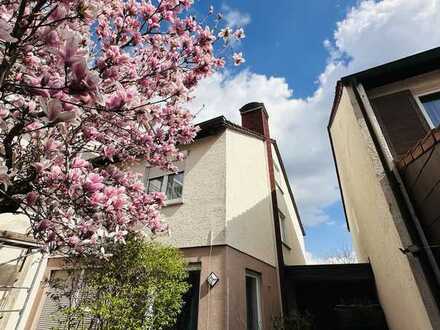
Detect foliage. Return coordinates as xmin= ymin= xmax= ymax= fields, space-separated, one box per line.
xmin=272 ymin=310 xmax=315 ymax=330
xmin=49 ymin=236 xmax=189 ymax=330
xmin=325 ymin=246 xmax=358 ymax=264
xmin=0 ymin=1 xmax=244 ymax=255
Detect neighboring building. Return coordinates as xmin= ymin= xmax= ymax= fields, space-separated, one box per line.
xmin=0 ymin=216 xmax=46 ymax=330
xmin=0 ymin=103 xmax=306 ymax=329
xmin=328 ymin=47 xmax=440 ymax=330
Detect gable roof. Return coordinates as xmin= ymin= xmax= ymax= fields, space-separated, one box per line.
xmin=341 ymin=47 xmax=440 ymax=90
xmin=329 ymin=46 xmax=440 ymax=129
xmin=195 ymin=115 xmax=265 ymax=141
xmin=328 ymin=47 xmax=440 ymax=232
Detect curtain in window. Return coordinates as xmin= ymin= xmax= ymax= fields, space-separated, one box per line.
xmin=166 ymin=173 xmax=184 ymax=200
xmin=147 ymin=177 xmax=163 ymax=193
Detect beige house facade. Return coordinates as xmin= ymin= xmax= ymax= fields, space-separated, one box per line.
xmin=0 ymin=103 xmax=306 ymax=329
xmin=329 ymin=47 xmax=440 ymax=330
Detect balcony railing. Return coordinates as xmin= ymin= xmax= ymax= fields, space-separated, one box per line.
xmin=397 ymin=128 xmax=440 ymax=256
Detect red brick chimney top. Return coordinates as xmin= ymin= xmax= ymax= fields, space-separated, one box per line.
xmin=239 ymin=102 xmax=270 ymax=138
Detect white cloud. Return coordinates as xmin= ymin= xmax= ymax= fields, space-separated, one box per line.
xmin=189 ymin=0 xmax=440 ymax=228
xmin=221 ymin=4 xmax=251 ymax=28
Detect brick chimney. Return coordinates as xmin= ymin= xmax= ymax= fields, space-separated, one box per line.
xmin=239 ymin=102 xmax=270 ymax=139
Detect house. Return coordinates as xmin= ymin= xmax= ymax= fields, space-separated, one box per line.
xmin=0 ymin=102 xmax=306 ymax=329
xmin=328 ymin=47 xmax=440 ymax=330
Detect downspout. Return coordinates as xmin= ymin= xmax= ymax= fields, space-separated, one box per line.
xmin=264 ymin=139 xmax=288 ymax=316
xmin=350 ymin=81 xmax=440 ymax=309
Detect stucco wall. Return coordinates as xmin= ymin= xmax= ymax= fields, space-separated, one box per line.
xmin=225 ymin=129 xmax=278 ymax=266
xmin=271 ymin=147 xmax=306 ymax=265
xmin=181 ymin=245 xmax=281 ymax=330
xmin=128 ymin=133 xmax=228 ymax=249
xmin=330 ymin=86 xmax=434 ymax=330
xmin=129 ymin=126 xmax=305 ymax=268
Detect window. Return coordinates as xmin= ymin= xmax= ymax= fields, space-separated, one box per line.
xmin=420 ymin=92 xmax=440 ymax=128
xmin=166 ymin=172 xmax=184 ymax=200
xmin=147 ymin=176 xmax=164 ymax=193
xmin=246 ymin=271 xmax=262 ymax=330
xmin=145 ymin=171 xmax=185 ymax=202
xmin=278 ymin=210 xmax=287 ymax=243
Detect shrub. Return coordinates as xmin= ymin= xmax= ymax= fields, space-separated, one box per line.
xmin=272 ymin=310 xmax=315 ymax=330
xmin=49 ymin=236 xmax=189 ymax=330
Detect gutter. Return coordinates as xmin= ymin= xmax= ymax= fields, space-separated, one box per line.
xmin=327 ymin=81 xmax=351 ymax=231
xmin=264 ymin=137 xmax=288 ymax=315
xmin=271 ymin=140 xmax=306 ymax=236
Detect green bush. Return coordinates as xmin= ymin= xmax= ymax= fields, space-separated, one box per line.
xmin=50 ymin=236 xmax=189 ymax=330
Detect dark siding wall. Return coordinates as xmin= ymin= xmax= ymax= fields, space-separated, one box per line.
xmin=400 ymin=141 xmax=440 ymax=254
xmin=370 ymin=90 xmax=430 ymax=159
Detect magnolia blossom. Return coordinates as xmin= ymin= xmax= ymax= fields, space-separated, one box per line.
xmin=234 ymin=28 xmax=246 ymax=40
xmin=0 ymin=0 xmax=244 ymax=255
xmin=218 ymin=27 xmax=232 ymax=41
xmin=233 ymin=52 xmax=246 ymax=66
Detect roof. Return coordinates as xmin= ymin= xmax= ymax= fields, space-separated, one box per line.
xmin=341 ymin=46 xmax=440 ymax=89
xmin=327 ymin=47 xmax=440 ymax=231
xmin=397 ymin=127 xmax=440 ymax=170
xmin=329 ymin=47 xmax=440 ymax=128
xmin=195 ymin=115 xmax=265 ymax=141
xmin=195 ymin=115 xmax=306 ymax=236
xmin=0 ymin=230 xmax=42 ymax=249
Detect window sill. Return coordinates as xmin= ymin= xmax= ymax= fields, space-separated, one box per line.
xmin=282 ymin=242 xmax=291 ymax=250
xmin=164 ymin=198 xmax=183 ymax=207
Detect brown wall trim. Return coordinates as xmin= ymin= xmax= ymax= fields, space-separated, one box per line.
xmin=328 ymin=81 xmax=344 ymax=129
xmin=327 ymin=122 xmax=351 ymax=231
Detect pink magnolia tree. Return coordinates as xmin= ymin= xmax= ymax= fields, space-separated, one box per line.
xmin=0 ymin=0 xmax=244 ymax=255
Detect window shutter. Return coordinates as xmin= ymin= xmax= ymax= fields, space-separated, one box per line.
xmin=370 ymin=90 xmax=430 ymax=159
xmin=37 ymin=271 xmax=69 ymax=330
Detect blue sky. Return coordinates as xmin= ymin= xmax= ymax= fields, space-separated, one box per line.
xmin=190 ymin=0 xmax=440 ymax=261
xmin=211 ymin=0 xmax=357 ymax=258
xmin=194 ymin=0 xmax=358 ymax=97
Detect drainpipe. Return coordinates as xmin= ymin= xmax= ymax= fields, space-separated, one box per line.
xmin=351 ymin=81 xmax=440 ymax=312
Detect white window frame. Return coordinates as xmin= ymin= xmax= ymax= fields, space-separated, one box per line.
xmin=278 ymin=210 xmax=288 ymax=244
xmin=144 ymin=169 xmax=184 ymax=205
xmin=245 ymin=270 xmax=262 ymax=330
xmin=414 ymin=88 xmax=440 ymax=129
